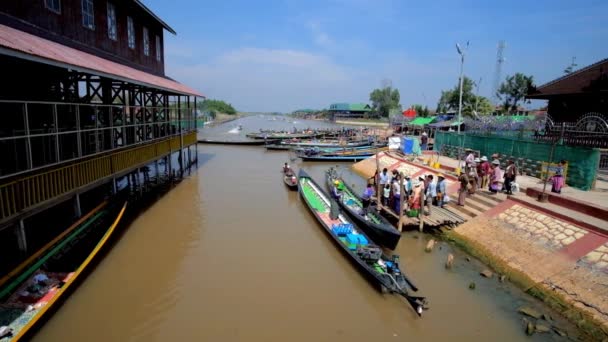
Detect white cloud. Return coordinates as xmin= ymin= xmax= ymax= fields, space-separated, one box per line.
xmin=166 ymin=47 xmax=371 ymax=112
xmin=306 ymin=20 xmax=333 ymax=48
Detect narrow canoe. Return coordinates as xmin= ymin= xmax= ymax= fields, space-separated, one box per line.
xmin=297 ymin=169 xmax=426 ymax=316
xmin=198 ymin=139 xmax=277 ymax=145
xmin=298 ymin=154 xmax=374 ymax=162
xmin=283 ymin=172 xmax=298 ymax=191
xmin=0 ymin=202 xmax=127 ymax=341
xmin=325 ymin=168 xmax=401 ymax=250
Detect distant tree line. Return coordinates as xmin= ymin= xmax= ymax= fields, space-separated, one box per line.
xmin=198 ymin=99 xmax=237 ymax=116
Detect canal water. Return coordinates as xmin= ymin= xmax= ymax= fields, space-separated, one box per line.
xmin=34 ymin=116 xmax=578 ymax=341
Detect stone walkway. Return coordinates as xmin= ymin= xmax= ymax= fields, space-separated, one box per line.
xmin=497 ymin=204 xmax=588 ymax=251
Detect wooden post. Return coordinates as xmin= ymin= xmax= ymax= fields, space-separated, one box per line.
xmin=418 ymin=189 xmax=425 ymax=232
xmin=398 ymin=172 xmax=405 ymax=232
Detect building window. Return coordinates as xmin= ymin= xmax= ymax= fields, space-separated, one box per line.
xmin=155 ymin=35 xmax=162 ymax=61
xmin=107 ymin=2 xmax=117 ymax=40
xmin=45 ymin=0 xmax=61 ymax=14
xmin=143 ymin=27 xmax=150 ymax=56
xmin=127 ymin=17 xmax=135 ymax=49
xmin=81 ymin=0 xmax=94 ymax=30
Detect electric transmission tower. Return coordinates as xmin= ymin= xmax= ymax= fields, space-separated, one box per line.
xmin=492 ymin=40 xmax=506 ymax=105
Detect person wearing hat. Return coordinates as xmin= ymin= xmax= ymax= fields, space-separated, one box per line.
xmin=436 ymin=174 xmax=447 ymax=207
xmin=425 ymin=174 xmax=437 ymax=215
xmin=464 ymin=148 xmax=475 ymax=173
xmin=420 ymin=132 xmax=428 ymax=151
xmin=331 ymin=180 xmax=343 ymax=201
xmin=409 ymin=180 xmax=423 ymax=215
xmin=404 ymin=175 xmax=412 ymax=197
xmin=489 ymin=159 xmax=503 ymax=194
xmin=468 ymin=158 xmax=480 ymax=194
xmin=504 ymin=159 xmax=518 ymax=195
xmin=479 ymin=156 xmax=490 ymax=189
xmin=457 ymin=169 xmax=470 ymax=205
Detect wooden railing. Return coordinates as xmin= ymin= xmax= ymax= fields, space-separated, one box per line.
xmin=0 ymin=132 xmax=196 ymax=222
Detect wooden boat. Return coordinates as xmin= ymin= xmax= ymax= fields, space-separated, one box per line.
xmin=283 ymin=170 xmax=298 ymax=191
xmin=246 ymin=132 xmax=320 ymax=140
xmin=197 ymin=139 xmax=276 ymax=146
xmin=325 ymin=168 xmax=400 ymax=250
xmin=298 ymin=154 xmax=373 ymax=162
xmin=297 ymin=170 xmax=426 ymax=316
xmin=0 ymin=202 xmax=127 ymax=341
xmin=271 ymin=140 xmax=371 ymax=149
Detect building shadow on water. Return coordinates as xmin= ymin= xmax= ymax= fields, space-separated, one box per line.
xmin=196 ymin=153 xmax=215 ymax=167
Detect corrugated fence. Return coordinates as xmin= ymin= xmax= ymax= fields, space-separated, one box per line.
xmin=434 ymin=131 xmax=600 ymax=190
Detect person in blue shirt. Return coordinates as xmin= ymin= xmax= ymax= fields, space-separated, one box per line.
xmin=425 ymin=174 xmax=437 ymax=215
xmin=361 ymin=183 xmax=375 ymax=218
xmin=436 ymin=174 xmax=447 ymax=208
xmin=331 ymin=180 xmax=342 ymax=201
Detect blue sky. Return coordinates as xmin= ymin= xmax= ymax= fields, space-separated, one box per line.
xmin=146 ymin=0 xmax=608 ymax=112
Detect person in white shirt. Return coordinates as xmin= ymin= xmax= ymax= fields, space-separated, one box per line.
xmin=425 ymin=175 xmax=437 ymax=215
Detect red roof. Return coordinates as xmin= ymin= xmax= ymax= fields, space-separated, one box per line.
xmin=0 ymin=24 xmax=204 ymax=97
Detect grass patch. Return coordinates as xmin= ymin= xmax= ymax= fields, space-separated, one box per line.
xmin=442 ymin=229 xmax=608 ymax=340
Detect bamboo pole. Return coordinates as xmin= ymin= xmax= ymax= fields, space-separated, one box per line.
xmin=398 ymin=171 xmax=405 ymax=232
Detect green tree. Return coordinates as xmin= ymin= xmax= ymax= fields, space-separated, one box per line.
xmin=472 ymin=96 xmax=495 ymax=116
xmin=370 ymin=87 xmax=400 ymax=117
xmin=411 ymin=104 xmax=430 ymax=117
xmin=436 ymin=76 xmax=478 ymax=117
xmin=496 ymin=73 xmax=534 ymax=113
xmin=198 ymin=99 xmax=237 ymax=115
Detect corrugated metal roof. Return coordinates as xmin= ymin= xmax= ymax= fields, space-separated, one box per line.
xmin=329 ymin=103 xmax=371 ymax=111
xmin=527 ymin=58 xmax=608 ymax=98
xmin=408 ymin=117 xmax=435 ymax=126
xmin=133 ymin=0 xmax=176 ymax=35
xmin=0 ymin=24 xmax=204 ymax=97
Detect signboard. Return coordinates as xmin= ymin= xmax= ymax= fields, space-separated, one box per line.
xmin=540 ymin=162 xmax=568 ymax=181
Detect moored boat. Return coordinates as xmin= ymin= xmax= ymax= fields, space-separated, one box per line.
xmin=198 ymin=139 xmax=276 ymax=146
xmin=283 ymin=168 xmax=298 ymax=191
xmin=297 ymin=170 xmax=426 ymax=316
xmin=326 ymin=168 xmax=401 ymax=250
xmin=0 ymin=201 xmax=127 ymax=341
xmin=298 ymin=154 xmax=374 ymax=162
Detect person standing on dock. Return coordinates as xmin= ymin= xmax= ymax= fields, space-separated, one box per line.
xmin=479 ymin=156 xmax=490 ymax=189
xmin=425 ymin=175 xmax=436 ymax=215
xmin=504 ymin=160 xmax=518 ymax=195
xmin=489 ymin=160 xmax=503 ymax=194
xmin=361 ymin=183 xmax=375 ymax=218
xmin=392 ymin=177 xmax=401 ymax=214
xmin=436 ymin=174 xmax=447 ymax=208
xmin=458 ymin=171 xmax=469 ymax=206
xmin=379 ymin=168 xmax=390 ymax=189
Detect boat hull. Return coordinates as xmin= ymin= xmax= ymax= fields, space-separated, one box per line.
xmin=325 ymin=171 xmax=401 ymax=250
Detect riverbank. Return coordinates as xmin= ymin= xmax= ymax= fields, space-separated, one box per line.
xmin=335 ymin=119 xmax=389 ymax=127
xmin=350 ymin=152 xmax=608 ymax=339
xmin=203 ymin=113 xmax=244 ymax=126
xmin=444 ymin=216 xmax=608 ymax=340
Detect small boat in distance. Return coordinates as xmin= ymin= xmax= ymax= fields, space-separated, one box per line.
xmin=297 ymin=169 xmax=426 ymax=316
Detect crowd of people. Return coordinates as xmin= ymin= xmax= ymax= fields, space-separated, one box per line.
xmin=365 ymin=168 xmax=449 ymax=217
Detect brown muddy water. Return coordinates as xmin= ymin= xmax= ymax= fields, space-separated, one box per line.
xmin=34 ymin=117 xmax=580 ymax=341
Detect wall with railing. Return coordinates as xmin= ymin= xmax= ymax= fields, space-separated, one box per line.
xmin=0 ymin=132 xmax=196 ymax=222
xmin=0 ymin=100 xmax=196 ymax=178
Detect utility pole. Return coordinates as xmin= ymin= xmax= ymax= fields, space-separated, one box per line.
xmin=456 ymin=41 xmax=469 ymax=133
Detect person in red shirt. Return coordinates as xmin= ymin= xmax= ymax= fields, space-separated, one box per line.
xmin=479 ymin=156 xmax=490 ymax=189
